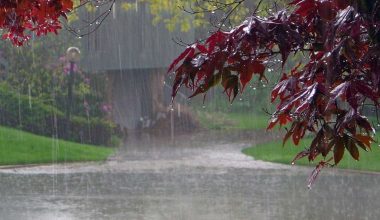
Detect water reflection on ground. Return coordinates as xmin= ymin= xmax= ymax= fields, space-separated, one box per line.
xmin=0 ymin=130 xmax=379 ymax=220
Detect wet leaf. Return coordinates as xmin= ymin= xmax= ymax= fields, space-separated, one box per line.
xmin=291 ymin=149 xmax=310 ymax=164
xmin=355 ymin=134 xmax=374 ymax=151
xmin=168 ymin=47 xmax=194 ymax=73
xmin=308 ymin=161 xmax=329 ymax=189
xmin=334 ymin=137 xmax=345 ymax=165
xmin=345 ymin=138 xmax=360 ymax=161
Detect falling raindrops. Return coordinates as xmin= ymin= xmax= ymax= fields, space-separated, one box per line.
xmin=1 ymin=2 xmax=379 ymax=219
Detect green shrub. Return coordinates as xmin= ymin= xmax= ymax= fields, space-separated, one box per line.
xmin=0 ymin=85 xmax=121 ymax=146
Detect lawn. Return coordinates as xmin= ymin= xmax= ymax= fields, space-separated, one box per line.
xmin=243 ymin=134 xmax=380 ymax=172
xmin=0 ymin=126 xmax=115 ymax=166
xmin=197 ymin=110 xmax=269 ymax=130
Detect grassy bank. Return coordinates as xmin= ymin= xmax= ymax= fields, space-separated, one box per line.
xmin=0 ymin=126 xmax=114 ymax=166
xmin=197 ymin=111 xmax=269 ymax=130
xmin=243 ymin=135 xmax=380 ymax=172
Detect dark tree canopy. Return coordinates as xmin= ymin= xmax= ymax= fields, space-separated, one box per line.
xmin=170 ymin=0 xmax=380 ymax=187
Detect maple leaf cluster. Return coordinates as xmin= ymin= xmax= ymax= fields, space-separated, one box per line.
xmin=0 ymin=0 xmax=73 ymax=45
xmin=170 ymin=0 xmax=380 ymax=186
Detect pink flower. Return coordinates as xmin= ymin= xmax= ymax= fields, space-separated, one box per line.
xmin=63 ymin=63 xmax=79 ymax=75
xmin=101 ymin=103 xmax=112 ymax=114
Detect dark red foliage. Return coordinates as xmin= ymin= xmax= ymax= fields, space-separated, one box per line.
xmin=0 ymin=0 xmax=73 ymax=45
xmin=170 ymin=0 xmax=380 ymax=186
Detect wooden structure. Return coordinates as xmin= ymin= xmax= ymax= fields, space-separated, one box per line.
xmin=81 ymin=2 xmax=195 ymax=129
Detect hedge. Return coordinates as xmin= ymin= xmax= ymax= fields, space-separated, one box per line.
xmin=0 ymin=85 xmax=120 ymax=146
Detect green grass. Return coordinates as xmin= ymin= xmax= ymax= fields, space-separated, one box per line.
xmin=197 ymin=111 xmax=269 ymax=130
xmin=243 ymin=135 xmax=380 ymax=172
xmin=0 ymin=126 xmax=115 ymax=166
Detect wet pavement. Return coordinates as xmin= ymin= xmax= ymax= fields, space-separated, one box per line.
xmin=0 ymin=130 xmax=379 ymax=220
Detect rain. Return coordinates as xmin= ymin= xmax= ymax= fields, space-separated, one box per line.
xmin=0 ymin=1 xmax=379 ymax=220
